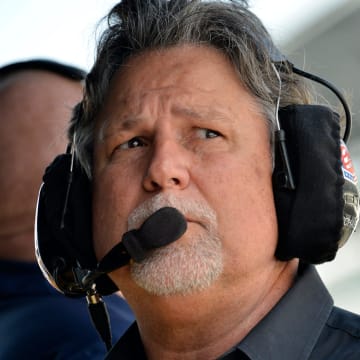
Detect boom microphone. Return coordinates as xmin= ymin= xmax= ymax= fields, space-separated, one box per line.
xmin=83 ymin=207 xmax=187 ymax=350
xmin=98 ymin=206 xmax=187 ymax=273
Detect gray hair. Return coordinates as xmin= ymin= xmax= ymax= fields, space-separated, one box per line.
xmin=69 ymin=0 xmax=311 ymax=178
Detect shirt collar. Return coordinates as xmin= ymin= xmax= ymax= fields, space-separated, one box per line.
xmin=236 ymin=264 xmax=333 ymax=360
xmin=105 ymin=322 xmax=146 ymax=359
xmin=106 ymin=264 xmax=333 ymax=360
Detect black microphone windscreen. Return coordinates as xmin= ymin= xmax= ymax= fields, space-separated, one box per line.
xmin=98 ymin=207 xmax=187 ymax=270
xmin=137 ymin=207 xmax=187 ymax=249
xmin=123 ymin=207 xmax=187 ymax=262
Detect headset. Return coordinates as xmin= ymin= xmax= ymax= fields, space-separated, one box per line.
xmin=34 ymin=41 xmax=359 ymax=350
xmin=34 ymin=55 xmax=360 ymax=291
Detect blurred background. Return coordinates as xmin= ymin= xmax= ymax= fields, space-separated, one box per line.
xmin=0 ymin=0 xmax=359 ymax=312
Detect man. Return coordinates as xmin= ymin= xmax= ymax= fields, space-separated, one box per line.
xmin=39 ymin=1 xmax=360 ymax=359
xmin=0 ymin=60 xmax=134 ymax=359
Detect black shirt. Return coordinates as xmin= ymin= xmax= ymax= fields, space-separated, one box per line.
xmin=105 ymin=264 xmax=360 ymax=359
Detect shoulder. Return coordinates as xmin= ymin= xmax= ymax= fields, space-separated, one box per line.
xmin=310 ymin=306 xmax=360 ymax=360
xmin=327 ymin=306 xmax=360 ymax=338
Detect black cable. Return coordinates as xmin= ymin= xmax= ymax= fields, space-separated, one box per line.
xmin=292 ymin=66 xmax=352 ymax=143
xmin=86 ymin=287 xmax=112 ymax=352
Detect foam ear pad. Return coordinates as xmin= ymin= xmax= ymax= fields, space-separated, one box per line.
xmin=35 ymin=153 xmax=118 ymax=296
xmin=274 ymin=105 xmax=345 ymax=264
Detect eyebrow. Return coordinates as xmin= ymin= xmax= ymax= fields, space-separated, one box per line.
xmin=98 ymin=104 xmax=234 ymax=142
xmin=172 ymin=105 xmax=234 ymax=124
xmin=98 ymin=115 xmax=144 ymax=142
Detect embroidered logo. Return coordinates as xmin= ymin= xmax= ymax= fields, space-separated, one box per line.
xmin=340 ymin=140 xmax=358 ymax=185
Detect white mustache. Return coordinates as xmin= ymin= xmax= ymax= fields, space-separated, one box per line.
xmin=127 ymin=193 xmax=217 ymax=232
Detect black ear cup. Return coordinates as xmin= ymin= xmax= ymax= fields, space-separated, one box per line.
xmin=273 ymin=105 xmax=359 ymax=264
xmin=35 ymin=153 xmax=118 ymax=296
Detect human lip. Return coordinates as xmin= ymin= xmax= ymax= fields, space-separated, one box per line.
xmin=184 ymin=216 xmax=196 ymax=223
xmin=129 ymin=208 xmax=188 ymax=231
xmin=185 ymin=217 xmax=207 ymax=230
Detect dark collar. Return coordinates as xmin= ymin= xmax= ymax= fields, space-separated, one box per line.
xmin=236 ymin=264 xmax=333 ymax=359
xmin=106 ymin=264 xmax=333 ymax=360
xmin=105 ymin=322 xmax=146 ymax=359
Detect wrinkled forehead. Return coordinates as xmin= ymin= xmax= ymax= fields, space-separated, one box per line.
xmin=94 ymin=45 xmax=266 ymax=135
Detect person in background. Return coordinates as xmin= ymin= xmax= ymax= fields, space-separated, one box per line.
xmin=0 ymin=59 xmax=134 ymax=360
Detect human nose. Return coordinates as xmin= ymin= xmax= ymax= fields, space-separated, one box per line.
xmin=142 ymin=139 xmax=190 ymax=192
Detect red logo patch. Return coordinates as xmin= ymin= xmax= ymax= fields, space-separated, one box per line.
xmin=340 ymin=140 xmax=357 ymax=184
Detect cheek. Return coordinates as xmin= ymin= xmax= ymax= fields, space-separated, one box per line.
xmin=92 ymin=166 xmax=139 ymax=260
xmin=198 ymin=153 xmax=277 ymax=264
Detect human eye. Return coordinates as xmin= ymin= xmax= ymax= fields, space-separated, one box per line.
xmin=118 ymin=136 xmax=148 ymax=150
xmin=196 ymin=128 xmax=222 ymax=139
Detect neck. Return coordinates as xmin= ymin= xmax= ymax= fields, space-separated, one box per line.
xmin=131 ymin=259 xmax=298 ymax=360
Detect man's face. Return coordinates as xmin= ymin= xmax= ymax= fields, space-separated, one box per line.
xmin=92 ymin=45 xmax=278 ymax=296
